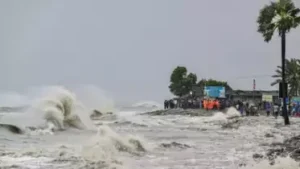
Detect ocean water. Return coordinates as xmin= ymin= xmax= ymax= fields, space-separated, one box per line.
xmin=0 ymin=86 xmax=299 ymax=169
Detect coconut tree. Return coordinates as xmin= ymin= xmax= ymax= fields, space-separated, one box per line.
xmin=257 ymin=0 xmax=300 ymax=125
xmin=271 ymin=58 xmax=300 ymax=96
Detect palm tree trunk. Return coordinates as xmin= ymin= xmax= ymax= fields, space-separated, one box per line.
xmin=281 ymin=30 xmax=290 ymax=125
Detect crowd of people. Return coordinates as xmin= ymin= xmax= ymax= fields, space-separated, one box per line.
xmin=164 ymin=98 xmax=232 ymax=110
xmin=163 ymin=98 xmax=274 ymax=116
xmin=234 ymin=100 xmax=299 ymax=118
xmin=163 ymin=98 xmax=201 ymax=109
xmin=163 ymin=99 xmax=178 ymax=109
xmin=163 ymin=96 xmax=300 ymax=118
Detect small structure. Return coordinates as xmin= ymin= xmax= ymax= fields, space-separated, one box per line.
xmin=226 ymin=90 xmax=279 ymax=103
xmin=190 ymin=85 xmax=203 ymax=97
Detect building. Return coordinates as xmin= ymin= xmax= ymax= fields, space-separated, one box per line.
xmin=189 ymin=85 xmax=279 ymax=102
xmin=226 ymin=90 xmax=279 ymax=102
xmin=191 ymin=85 xmax=203 ymax=97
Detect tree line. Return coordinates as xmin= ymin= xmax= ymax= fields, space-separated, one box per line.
xmin=168 ymin=66 xmax=232 ymax=97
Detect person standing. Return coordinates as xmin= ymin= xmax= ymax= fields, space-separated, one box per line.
xmin=273 ymin=103 xmax=279 ymax=118
xmin=199 ymin=99 xmax=202 ymax=109
xmin=204 ymin=99 xmax=208 ymax=111
xmin=266 ymin=102 xmax=271 ymax=116
xmin=239 ymin=101 xmax=244 ymax=116
xmin=164 ymin=100 xmax=168 ymax=109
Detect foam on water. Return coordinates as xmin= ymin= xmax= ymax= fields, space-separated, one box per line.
xmin=115 ymin=110 xmax=175 ymax=127
xmin=113 ymin=100 xmax=167 ymax=127
xmin=82 ymin=125 xmax=148 ymax=161
xmin=1 ymin=90 xmax=300 ymax=168
xmin=0 ymin=85 xmax=151 ymax=168
xmin=0 ymin=86 xmax=92 ymax=133
xmin=0 ymin=85 xmax=119 ymax=134
xmin=70 ymin=84 xmax=116 ymax=113
xmin=226 ymin=107 xmax=241 ymax=118
xmin=131 ymin=101 xmax=163 ymax=110
xmin=241 ymin=157 xmax=300 ymax=169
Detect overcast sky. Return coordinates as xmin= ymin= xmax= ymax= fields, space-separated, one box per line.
xmin=0 ymin=0 xmax=300 ymax=104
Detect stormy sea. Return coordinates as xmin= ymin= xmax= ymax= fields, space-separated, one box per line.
xmin=0 ymin=86 xmax=300 ymax=169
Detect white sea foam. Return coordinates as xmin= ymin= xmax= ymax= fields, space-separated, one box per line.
xmin=1 ymin=88 xmax=300 ymax=168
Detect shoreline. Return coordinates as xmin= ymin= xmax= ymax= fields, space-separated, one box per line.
xmin=142 ymin=108 xmax=222 ymax=116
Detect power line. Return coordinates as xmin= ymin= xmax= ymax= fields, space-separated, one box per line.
xmin=234 ymin=74 xmax=273 ymax=79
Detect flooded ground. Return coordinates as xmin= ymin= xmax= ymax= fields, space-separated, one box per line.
xmin=1 ymin=107 xmax=300 ymax=169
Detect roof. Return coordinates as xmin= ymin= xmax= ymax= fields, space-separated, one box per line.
xmin=226 ymin=90 xmax=279 ymax=96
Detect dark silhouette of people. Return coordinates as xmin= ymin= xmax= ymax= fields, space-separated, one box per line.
xmin=169 ymin=100 xmax=175 ymax=109
xmin=164 ymin=100 xmax=169 ymax=109
xmin=273 ymin=103 xmax=279 ymax=118
xmin=266 ymin=102 xmax=271 ymax=116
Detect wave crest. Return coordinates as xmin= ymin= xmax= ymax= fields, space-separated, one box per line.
xmin=0 ymin=86 xmax=97 ymax=133
xmin=131 ymin=101 xmax=162 ymax=109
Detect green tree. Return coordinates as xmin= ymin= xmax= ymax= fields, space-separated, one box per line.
xmin=187 ymin=73 xmax=197 ymax=85
xmin=271 ymin=58 xmax=300 ymax=96
xmin=169 ymin=66 xmax=197 ymax=97
xmin=257 ymin=0 xmax=300 ymax=125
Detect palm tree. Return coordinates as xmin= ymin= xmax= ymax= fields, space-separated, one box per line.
xmin=271 ymin=58 xmax=300 ymax=96
xmin=257 ymin=0 xmax=300 ymax=125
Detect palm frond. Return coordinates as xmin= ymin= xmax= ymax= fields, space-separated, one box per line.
xmin=290 ymin=8 xmax=300 ymax=16
xmin=275 ymin=69 xmax=282 ymax=74
xmin=272 ymin=74 xmax=281 ymax=78
xmin=281 ymin=0 xmax=296 ymax=13
xmin=271 ymin=57 xmax=300 ymax=96
xmin=258 ymin=0 xmax=300 ymax=39
xmin=293 ymin=16 xmax=300 ymax=28
xmin=271 ymin=79 xmax=281 ymax=86
xmin=257 ymin=2 xmax=278 ymax=42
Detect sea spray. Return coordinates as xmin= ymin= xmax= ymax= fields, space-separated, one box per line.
xmin=2 ymin=88 xmax=300 ymax=168
xmin=81 ymin=125 xmax=148 ymax=168
xmin=204 ymin=107 xmax=242 ymax=129
xmin=95 ymin=125 xmax=147 ymax=154
xmin=70 ymin=85 xmax=116 ymax=114
xmin=240 ymin=156 xmax=300 ymax=169
xmin=0 ymin=86 xmax=99 ymax=133
xmin=226 ymin=107 xmax=241 ymax=118
xmin=206 ymin=107 xmax=240 ymax=123
xmin=131 ymin=101 xmax=163 ymax=110
xmin=28 ymin=86 xmax=93 ymax=131
xmin=207 ymin=112 xmax=228 ymax=124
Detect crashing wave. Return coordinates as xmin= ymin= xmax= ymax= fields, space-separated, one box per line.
xmin=82 ymin=125 xmax=147 ymax=161
xmin=206 ymin=107 xmax=242 ymax=129
xmin=0 ymin=86 xmax=95 ymax=134
xmin=131 ymin=101 xmax=162 ymax=109
xmin=29 ymin=86 xmax=93 ymax=131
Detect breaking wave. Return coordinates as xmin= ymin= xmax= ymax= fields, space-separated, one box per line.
xmin=1 ymin=89 xmax=300 ymax=168
xmin=205 ymin=107 xmax=242 ymax=128
xmin=0 ymin=85 xmax=150 ymax=168
xmin=0 ymin=86 xmax=109 ymax=134
xmin=83 ymin=125 xmax=147 ymax=158
xmin=131 ymin=101 xmax=162 ymax=110
xmin=111 ymin=100 xmax=167 ymax=127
